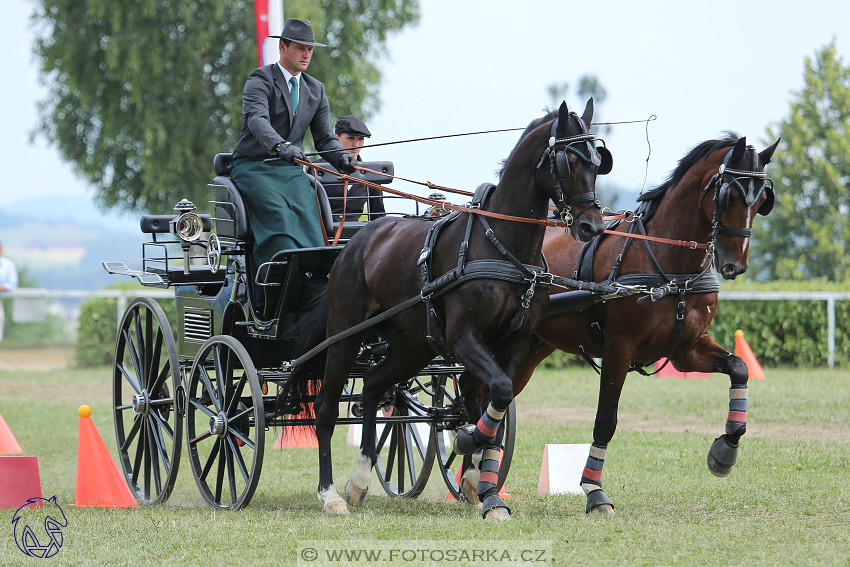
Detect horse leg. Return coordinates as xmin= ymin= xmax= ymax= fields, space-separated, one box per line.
xmin=581 ymin=350 xmax=634 ymax=515
xmin=315 ymin=338 xmax=363 ymax=515
xmin=452 ymin=333 xmax=536 ymax=520
xmin=344 ymin=346 xmax=434 ymax=507
xmin=671 ymin=334 xmax=749 ymax=477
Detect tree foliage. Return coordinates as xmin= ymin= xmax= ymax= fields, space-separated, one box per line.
xmin=32 ymin=0 xmax=419 ymax=214
xmin=751 ymin=41 xmax=850 ymax=282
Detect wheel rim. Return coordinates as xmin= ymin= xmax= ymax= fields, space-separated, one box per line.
xmin=186 ymin=336 xmax=265 ymax=510
xmin=112 ymin=297 xmax=182 ymax=504
xmin=433 ymin=375 xmax=516 ymax=501
xmin=373 ymin=376 xmax=436 ymax=498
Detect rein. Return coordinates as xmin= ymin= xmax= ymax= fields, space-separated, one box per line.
xmin=297 ymin=158 xmax=571 ymax=228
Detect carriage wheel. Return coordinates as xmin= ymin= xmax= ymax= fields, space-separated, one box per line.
xmin=373 ymin=376 xmax=437 ymax=498
xmin=112 ymin=297 xmax=183 ymax=505
xmin=432 ymin=374 xmax=516 ymax=502
xmin=185 ymin=336 xmax=265 ymax=510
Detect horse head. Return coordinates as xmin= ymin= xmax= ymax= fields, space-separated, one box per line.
xmin=705 ymin=136 xmax=780 ymax=279
xmin=544 ymin=99 xmax=610 ymax=242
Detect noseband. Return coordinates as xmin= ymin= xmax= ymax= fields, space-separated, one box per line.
xmin=536 ymin=125 xmax=606 ymax=226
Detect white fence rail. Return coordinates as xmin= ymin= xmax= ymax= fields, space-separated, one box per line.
xmin=2 ymin=289 xmax=847 ymax=367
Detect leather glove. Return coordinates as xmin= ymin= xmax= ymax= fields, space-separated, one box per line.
xmin=277 ymin=142 xmax=305 ymax=164
xmin=336 ymin=152 xmax=357 ymax=174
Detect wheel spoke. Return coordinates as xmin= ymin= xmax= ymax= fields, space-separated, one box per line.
xmin=117 ymin=358 xmax=143 ymax=395
xmin=225 ymin=374 xmax=248 ymax=416
xmin=383 ymin=427 xmax=398 ymax=483
xmin=146 ymin=419 xmax=162 ymax=497
xmin=131 ymin=421 xmax=145 ymax=485
xmin=121 ymin=413 xmax=143 ymax=452
xmin=225 ymin=439 xmax=237 ymax=505
xmin=147 ymin=327 xmax=163 ymax=390
xmin=226 ymin=435 xmax=250 ymax=484
xmin=197 ymin=366 xmax=222 ymax=413
xmin=404 ymin=425 xmax=418 ymax=484
xmin=396 ymin=423 xmax=406 ymax=491
xmin=200 ymin=437 xmax=221 ymax=483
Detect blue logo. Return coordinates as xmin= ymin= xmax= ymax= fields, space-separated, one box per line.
xmin=11 ymin=496 xmax=67 ymax=558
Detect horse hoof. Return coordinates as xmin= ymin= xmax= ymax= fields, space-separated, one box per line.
xmin=323 ymin=500 xmax=349 ymax=515
xmin=344 ymin=478 xmax=368 ymax=507
xmin=707 ymin=452 xmax=733 ymax=478
xmin=459 ymin=475 xmax=480 ymax=506
xmin=484 ymin=506 xmax=511 ymax=521
xmin=589 ymin=504 xmax=615 ymax=515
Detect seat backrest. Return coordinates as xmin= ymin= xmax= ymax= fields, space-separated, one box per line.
xmin=305 ymin=175 xmax=336 ymax=237
xmin=212 ymin=176 xmax=250 ymax=240
xmin=313 ymin=161 xmax=394 ymax=186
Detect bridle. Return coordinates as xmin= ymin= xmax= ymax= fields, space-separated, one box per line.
xmin=700 ymin=146 xmax=775 ymax=265
xmin=536 ymin=113 xmax=611 ymax=226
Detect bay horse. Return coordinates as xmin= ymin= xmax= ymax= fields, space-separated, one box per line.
xmin=288 ymin=100 xmax=611 ymax=519
xmin=457 ymin=133 xmax=779 ymax=513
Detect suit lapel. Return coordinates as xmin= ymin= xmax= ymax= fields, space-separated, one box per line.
xmin=272 ymin=64 xmax=296 ymax=128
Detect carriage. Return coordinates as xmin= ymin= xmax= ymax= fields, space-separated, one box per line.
xmin=103 ymin=154 xmax=517 ymax=510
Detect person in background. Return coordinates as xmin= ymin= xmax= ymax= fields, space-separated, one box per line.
xmin=230 ymin=18 xmax=356 ymax=266
xmin=323 ymin=115 xmax=386 ymax=222
xmin=0 ymin=240 xmax=19 ymax=343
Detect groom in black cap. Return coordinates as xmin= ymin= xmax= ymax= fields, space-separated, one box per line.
xmin=231 ymin=18 xmax=356 ymax=266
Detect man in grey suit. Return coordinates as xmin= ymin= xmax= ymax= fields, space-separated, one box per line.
xmin=231 ymin=18 xmax=356 ymax=266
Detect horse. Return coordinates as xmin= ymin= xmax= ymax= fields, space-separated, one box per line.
xmin=456 ymin=133 xmax=779 ymax=513
xmin=287 ymin=99 xmax=612 ymax=519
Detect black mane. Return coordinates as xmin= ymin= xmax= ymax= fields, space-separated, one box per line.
xmin=635 ymin=132 xmax=740 ymax=223
xmin=498 ymin=108 xmax=559 ymax=178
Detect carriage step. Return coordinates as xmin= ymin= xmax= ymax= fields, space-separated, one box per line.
xmin=102 ymin=261 xmax=165 ymax=286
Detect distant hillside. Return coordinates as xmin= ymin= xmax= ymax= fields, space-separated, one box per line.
xmin=0 ymin=196 xmax=147 ymax=290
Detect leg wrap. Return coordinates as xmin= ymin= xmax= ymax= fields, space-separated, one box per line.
xmin=725 ymin=386 xmax=748 ymax=443
xmin=476 ymin=447 xmax=501 ymax=497
xmin=453 ymin=403 xmax=505 ymax=455
xmin=580 ymin=445 xmax=613 ymax=512
xmin=708 ymin=387 xmax=746 ymax=478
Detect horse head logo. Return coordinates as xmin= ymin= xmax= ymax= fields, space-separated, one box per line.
xmin=11 ymin=496 xmax=68 ymax=558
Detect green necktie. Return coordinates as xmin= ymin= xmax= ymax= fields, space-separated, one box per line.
xmin=289 ymin=77 xmax=298 ymax=115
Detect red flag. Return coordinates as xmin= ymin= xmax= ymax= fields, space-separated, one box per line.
xmin=254 ymin=0 xmax=270 ymax=68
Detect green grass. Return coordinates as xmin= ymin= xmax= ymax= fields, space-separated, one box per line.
xmin=0 ymin=363 xmax=847 ymax=566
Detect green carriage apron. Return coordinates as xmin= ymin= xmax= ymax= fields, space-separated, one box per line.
xmin=231 ymin=158 xmax=325 ymax=266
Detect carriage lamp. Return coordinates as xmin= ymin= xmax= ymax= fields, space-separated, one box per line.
xmin=171 ymin=199 xmax=205 ymax=274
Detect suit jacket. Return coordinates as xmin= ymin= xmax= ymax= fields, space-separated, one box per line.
xmin=232 ymin=63 xmax=344 ymax=163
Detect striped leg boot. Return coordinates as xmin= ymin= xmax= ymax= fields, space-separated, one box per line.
xmin=582 ymin=444 xmax=614 ymax=514
xmin=708 ymin=386 xmax=747 ymax=477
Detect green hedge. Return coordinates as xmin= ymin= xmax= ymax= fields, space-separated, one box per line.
xmin=74 ymin=287 xmax=176 ymax=368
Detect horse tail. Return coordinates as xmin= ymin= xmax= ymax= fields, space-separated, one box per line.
xmin=277 ymin=282 xmax=328 ymax=418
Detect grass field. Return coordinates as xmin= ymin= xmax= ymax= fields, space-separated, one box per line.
xmin=0 ymin=359 xmax=847 ymax=566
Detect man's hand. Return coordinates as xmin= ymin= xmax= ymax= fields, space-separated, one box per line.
xmin=337 ymin=153 xmax=357 ymax=174
xmin=277 ymin=142 xmax=305 ymax=163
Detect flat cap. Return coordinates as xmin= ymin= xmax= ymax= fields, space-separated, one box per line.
xmin=334 ymin=115 xmax=371 ymax=137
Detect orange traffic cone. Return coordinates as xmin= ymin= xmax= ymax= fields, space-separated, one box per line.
xmin=735 ymin=329 xmax=765 ymax=380
xmin=73 ymin=405 xmax=138 ymax=508
xmin=273 ymin=406 xmax=318 ymax=449
xmin=0 ymin=412 xmax=23 ymax=455
xmin=446 ymin=449 xmax=511 ymax=501
xmin=0 ymin=456 xmax=42 ymax=509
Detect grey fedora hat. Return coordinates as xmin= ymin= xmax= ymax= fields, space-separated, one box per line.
xmin=270 ymin=18 xmax=327 ymax=47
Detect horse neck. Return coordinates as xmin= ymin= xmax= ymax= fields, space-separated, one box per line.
xmin=642 ymin=166 xmax=715 ymax=272
xmin=483 ymin=141 xmax=551 ymax=262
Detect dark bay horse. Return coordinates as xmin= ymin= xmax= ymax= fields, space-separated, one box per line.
xmin=290 ymin=100 xmax=611 ymax=519
xmin=529 ymin=134 xmax=779 ymax=513
xmin=458 ymin=134 xmax=779 ymax=513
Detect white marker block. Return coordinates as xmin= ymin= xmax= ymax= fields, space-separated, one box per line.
xmin=537 ymin=443 xmax=591 ymax=495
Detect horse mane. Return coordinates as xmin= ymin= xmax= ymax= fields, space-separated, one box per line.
xmin=635 ymin=131 xmax=741 ymax=223
xmin=497 ymin=108 xmax=559 ymax=178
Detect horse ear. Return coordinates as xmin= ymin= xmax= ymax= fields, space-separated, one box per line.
xmin=581 ymin=97 xmax=594 ymax=129
xmin=759 ymin=138 xmax=780 ymax=166
xmin=731 ymin=136 xmax=747 ymax=162
xmin=556 ymin=101 xmax=570 ymax=137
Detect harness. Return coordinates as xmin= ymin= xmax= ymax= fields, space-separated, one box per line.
xmin=418 ymin=183 xmax=553 ymax=358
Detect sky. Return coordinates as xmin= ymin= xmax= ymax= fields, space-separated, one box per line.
xmin=2 ymin=0 xmax=848 ymax=217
